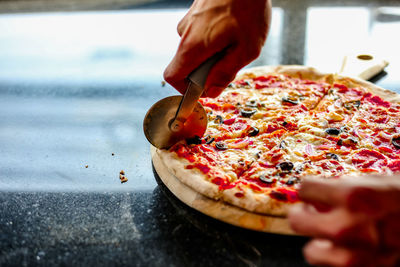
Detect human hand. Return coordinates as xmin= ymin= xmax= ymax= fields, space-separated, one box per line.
xmin=288 ymin=176 xmax=400 ymax=267
xmin=164 ymin=0 xmax=271 ymax=98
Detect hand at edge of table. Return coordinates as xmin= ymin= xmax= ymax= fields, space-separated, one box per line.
xmin=288 ymin=176 xmax=400 ymax=267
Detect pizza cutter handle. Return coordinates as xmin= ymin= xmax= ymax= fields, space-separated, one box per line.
xmin=170 ymin=55 xmax=221 ymax=132
xmin=188 ymin=54 xmax=220 ymax=88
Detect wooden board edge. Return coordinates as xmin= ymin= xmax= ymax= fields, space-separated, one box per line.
xmin=151 ymin=146 xmax=297 ymax=236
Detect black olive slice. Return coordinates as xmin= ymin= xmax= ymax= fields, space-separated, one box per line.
xmin=186 ymin=135 xmax=202 ymax=145
xmin=279 ymin=140 xmax=287 ymax=149
xmin=392 ymin=135 xmax=400 ymax=149
xmin=259 ymin=175 xmax=274 ymax=184
xmin=215 ymin=141 xmax=227 ymax=150
xmin=325 ymin=128 xmax=341 ymax=135
xmin=240 ymin=108 xmax=257 ymax=118
xmin=277 ymin=162 xmax=294 ymax=172
xmin=282 ymin=121 xmax=288 ymax=126
xmin=286 ymin=177 xmax=298 ymax=186
xmin=282 ymin=97 xmax=299 ymax=105
xmin=326 ymin=153 xmax=339 ymax=160
xmin=337 ymin=139 xmax=343 ymax=146
xmin=214 ymin=115 xmax=224 ymax=124
xmin=248 ymin=126 xmax=259 ymax=137
xmin=245 ymin=100 xmax=258 ymax=108
xmin=203 ymin=135 xmax=215 ymax=145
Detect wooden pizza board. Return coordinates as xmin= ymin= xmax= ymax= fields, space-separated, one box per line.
xmin=151 ymin=146 xmax=296 ymax=235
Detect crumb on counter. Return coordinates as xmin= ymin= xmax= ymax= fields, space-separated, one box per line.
xmin=119 ymin=170 xmax=128 ymax=183
xmin=85 ymin=165 xmax=88 ymax=168
xmin=112 ymin=153 xmax=115 ymax=156
xmin=161 ymin=81 xmax=166 ymax=87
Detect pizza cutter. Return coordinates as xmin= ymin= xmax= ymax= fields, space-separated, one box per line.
xmin=143 ymin=56 xmax=218 ymax=149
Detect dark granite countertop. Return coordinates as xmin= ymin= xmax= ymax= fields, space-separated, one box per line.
xmin=1 ymin=0 xmax=400 ymax=266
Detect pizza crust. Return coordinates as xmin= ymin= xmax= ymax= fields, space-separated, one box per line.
xmin=157 ymin=147 xmax=290 ymax=216
xmin=239 ymin=65 xmax=400 ymax=104
xmin=222 ymin=187 xmax=288 ymax=216
xmin=157 ymin=148 xmax=221 ymax=200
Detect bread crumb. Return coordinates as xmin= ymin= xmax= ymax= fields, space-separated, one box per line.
xmin=119 ymin=170 xmax=127 ymax=183
xmin=120 ymin=176 xmax=128 ymax=183
xmin=85 ymin=165 xmax=88 ymax=168
xmin=161 ymin=81 xmax=166 ymax=87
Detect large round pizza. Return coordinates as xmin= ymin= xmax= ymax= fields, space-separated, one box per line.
xmin=156 ymin=65 xmax=400 ymax=217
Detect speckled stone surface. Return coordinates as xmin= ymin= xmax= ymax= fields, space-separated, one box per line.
xmin=0 ymin=175 xmax=309 ymax=266
xmin=1 ymin=0 xmax=400 ymax=266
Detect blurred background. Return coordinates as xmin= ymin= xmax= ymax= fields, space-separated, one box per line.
xmin=0 ymin=0 xmax=399 ymax=191
xmin=1 ymin=1 xmax=400 ymax=266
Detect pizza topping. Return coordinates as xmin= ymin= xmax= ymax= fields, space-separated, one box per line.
xmin=364 ymin=93 xmax=391 ymax=108
xmin=352 ymin=149 xmax=387 ymax=170
xmin=203 ymin=135 xmax=215 ymax=145
xmin=325 ymin=128 xmax=341 ymax=135
xmin=215 ymin=141 xmax=227 ymax=150
xmin=234 ymin=191 xmax=245 ymax=198
xmin=187 ymin=135 xmax=202 ymax=145
xmin=214 ymin=115 xmax=224 ymax=124
xmin=326 ymin=153 xmax=340 ymax=161
xmin=388 ymin=160 xmax=400 ymax=172
xmin=279 ymin=140 xmax=287 ymax=150
xmin=269 ymin=188 xmax=299 ymax=203
xmin=282 ymin=96 xmax=299 ymax=105
xmin=223 ymin=117 xmax=236 ymax=125
xmin=391 ymin=134 xmax=400 ymax=149
xmin=248 ymin=126 xmax=260 ymax=137
xmin=259 ymin=174 xmax=275 ymax=184
xmin=304 ymin=144 xmax=316 ymax=156
xmin=245 ymin=99 xmax=258 ymax=108
xmin=236 ymin=80 xmax=251 ymax=87
xmin=277 ymin=161 xmax=294 ymax=172
xmin=286 ymin=177 xmax=298 ymax=185
xmin=343 ymin=137 xmax=358 ymax=147
xmin=341 ymin=126 xmax=350 ymax=132
xmin=240 ymin=108 xmax=257 ymax=118
xmin=344 ymin=100 xmax=361 ymax=110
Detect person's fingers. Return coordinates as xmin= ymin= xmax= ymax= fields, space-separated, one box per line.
xmin=379 ymin=213 xmax=400 ymax=250
xmin=346 ymin=178 xmax=400 ymax=216
xmin=289 ymin=204 xmax=379 ymax=248
xmin=298 ymin=178 xmax=350 ymax=207
xmin=299 ymin=176 xmax=400 ymax=213
xmin=177 ymin=9 xmax=191 ymax=36
xmin=202 ymin=45 xmax=255 ymax=98
xmin=303 ymin=239 xmax=398 ymax=267
xmin=164 ymin=21 xmax=236 ymax=95
xmin=303 ymin=239 xmax=356 ymax=267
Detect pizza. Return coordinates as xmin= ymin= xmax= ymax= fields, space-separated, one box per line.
xmin=157 ymin=65 xmax=400 ymax=216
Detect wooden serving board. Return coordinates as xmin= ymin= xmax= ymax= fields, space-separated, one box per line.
xmin=151 ymin=146 xmax=296 ymax=235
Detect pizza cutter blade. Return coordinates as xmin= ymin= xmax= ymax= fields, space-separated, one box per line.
xmin=143 ymin=56 xmax=218 ymax=149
